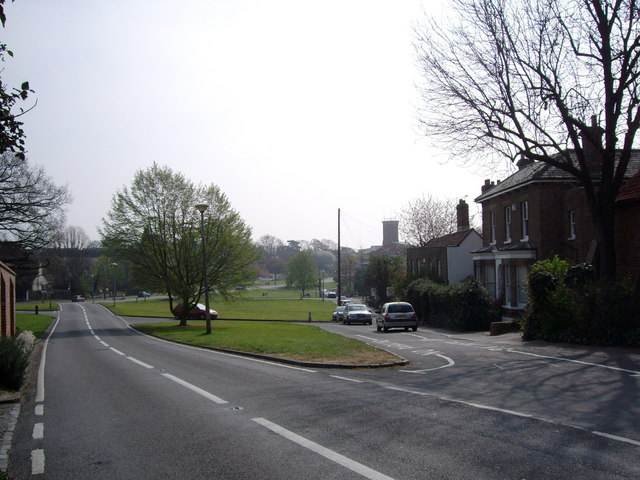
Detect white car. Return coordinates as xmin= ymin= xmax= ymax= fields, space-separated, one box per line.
xmin=342 ymin=304 xmax=372 ymax=325
xmin=376 ymin=302 xmax=418 ymax=332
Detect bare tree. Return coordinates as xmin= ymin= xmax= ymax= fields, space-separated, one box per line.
xmin=257 ymin=234 xmax=284 ymax=257
xmin=399 ymin=195 xmax=458 ymax=247
xmin=415 ymin=0 xmax=640 ymax=280
xmin=0 ymin=153 xmax=70 ymax=250
xmin=53 ymin=226 xmax=92 ymax=292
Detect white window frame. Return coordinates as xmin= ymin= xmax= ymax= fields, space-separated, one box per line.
xmin=503 ymin=265 xmax=512 ymax=307
xmin=568 ymin=210 xmax=576 ymax=240
xmin=520 ymin=201 xmax=529 ymax=241
xmin=504 ymin=206 xmax=512 ymax=243
xmin=490 ymin=211 xmax=497 ymax=245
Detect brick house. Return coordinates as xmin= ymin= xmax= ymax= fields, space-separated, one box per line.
xmin=473 ymin=153 xmax=640 ymax=320
xmin=1 ymin=260 xmax=16 ymax=337
xmin=615 ymin=170 xmax=640 ymax=281
xmin=407 ymin=199 xmax=482 ymax=284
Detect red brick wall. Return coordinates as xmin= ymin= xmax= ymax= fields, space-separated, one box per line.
xmin=0 ymin=261 xmax=16 ymax=337
xmin=616 ymin=203 xmax=640 ymax=280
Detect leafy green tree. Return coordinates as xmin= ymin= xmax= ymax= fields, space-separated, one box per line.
xmin=287 ymin=251 xmax=317 ymax=298
xmin=366 ymin=255 xmax=406 ymax=309
xmin=100 ymin=163 xmax=259 ymax=325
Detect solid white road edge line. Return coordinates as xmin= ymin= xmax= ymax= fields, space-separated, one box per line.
xmin=161 ymin=373 xmax=228 ymax=404
xmin=252 ymin=417 xmax=397 ymax=480
xmin=507 ymin=349 xmax=640 ymax=375
xmin=384 ymin=385 xmax=640 ymax=447
xmin=592 ymin=431 xmax=640 ymax=446
xmin=36 ymin=313 xmax=61 ymax=403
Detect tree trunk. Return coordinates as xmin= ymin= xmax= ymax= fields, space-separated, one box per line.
xmin=588 ymin=189 xmax=617 ymax=283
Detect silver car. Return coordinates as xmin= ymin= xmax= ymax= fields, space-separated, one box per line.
xmin=342 ymin=303 xmax=373 ymax=325
xmin=376 ymin=302 xmax=418 ymax=332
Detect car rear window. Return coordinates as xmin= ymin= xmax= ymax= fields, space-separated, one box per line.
xmin=388 ymin=304 xmax=414 ymax=313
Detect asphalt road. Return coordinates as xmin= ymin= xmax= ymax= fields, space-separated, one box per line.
xmin=7 ymin=303 xmax=640 ymax=479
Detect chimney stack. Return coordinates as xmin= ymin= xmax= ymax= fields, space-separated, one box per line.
xmin=516 ymin=154 xmax=534 ymax=170
xmin=456 ymin=199 xmax=470 ymax=232
xmin=382 ymin=220 xmax=399 ymax=247
xmin=481 ymin=179 xmax=495 ymax=194
xmin=581 ymin=115 xmax=605 ymax=176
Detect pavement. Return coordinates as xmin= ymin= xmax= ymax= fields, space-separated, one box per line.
xmin=1 ymin=341 xmax=42 ymax=474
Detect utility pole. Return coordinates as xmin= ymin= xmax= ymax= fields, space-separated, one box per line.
xmin=337 ymin=208 xmax=341 ymax=306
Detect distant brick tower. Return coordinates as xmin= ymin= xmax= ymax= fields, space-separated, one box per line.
xmin=382 ymin=220 xmax=399 ymax=247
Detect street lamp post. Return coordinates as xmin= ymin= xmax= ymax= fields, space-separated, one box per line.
xmin=195 ymin=203 xmax=212 ymax=334
xmin=110 ymin=262 xmax=117 ymax=307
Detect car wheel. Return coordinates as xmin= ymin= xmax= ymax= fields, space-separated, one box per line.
xmin=368 ymin=321 xmax=372 ymax=325
xmin=376 ymin=325 xmax=381 ymax=332
xmin=199 ymin=314 xmax=205 ymax=320
xmin=412 ymin=326 xmax=417 ymax=332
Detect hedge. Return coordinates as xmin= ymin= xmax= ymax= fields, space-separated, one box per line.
xmin=522 ymin=258 xmax=640 ymax=346
xmin=405 ymin=277 xmax=499 ymax=332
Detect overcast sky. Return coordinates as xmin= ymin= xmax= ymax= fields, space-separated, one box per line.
xmin=4 ymin=0 xmax=492 ymax=249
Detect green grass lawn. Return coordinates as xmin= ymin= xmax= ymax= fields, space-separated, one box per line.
xmin=16 ymin=301 xmax=59 ymax=312
xmin=134 ymin=321 xmax=399 ymax=365
xmin=107 ymin=297 xmax=337 ymax=321
xmin=16 ymin=313 xmax=54 ymax=338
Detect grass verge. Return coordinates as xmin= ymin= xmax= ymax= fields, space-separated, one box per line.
xmin=16 ymin=301 xmax=59 ymax=312
xmin=16 ymin=313 xmax=54 ymax=339
xmin=134 ymin=321 xmax=401 ymax=366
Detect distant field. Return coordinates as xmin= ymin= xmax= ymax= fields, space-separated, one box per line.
xmin=107 ymin=296 xmax=337 ymax=322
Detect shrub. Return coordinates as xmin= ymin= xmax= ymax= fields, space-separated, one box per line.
xmin=522 ymin=258 xmax=640 ymax=346
xmin=0 ymin=334 xmax=32 ymax=391
xmin=405 ymin=277 xmax=498 ymax=331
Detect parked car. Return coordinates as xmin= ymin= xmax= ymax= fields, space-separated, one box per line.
xmin=71 ymin=295 xmax=85 ymax=302
xmin=137 ymin=291 xmax=151 ymax=298
xmin=342 ymin=303 xmax=372 ymax=325
xmin=332 ymin=306 xmax=346 ymax=322
xmin=376 ymin=302 xmax=417 ymax=332
xmin=172 ymin=303 xmax=218 ymax=320
xmin=326 ymin=291 xmax=337 ymax=298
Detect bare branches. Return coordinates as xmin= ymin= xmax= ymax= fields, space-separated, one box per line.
xmin=399 ymin=195 xmax=458 ymax=247
xmin=414 ymin=0 xmax=640 ymax=177
xmin=0 ymin=153 xmax=70 ymax=249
